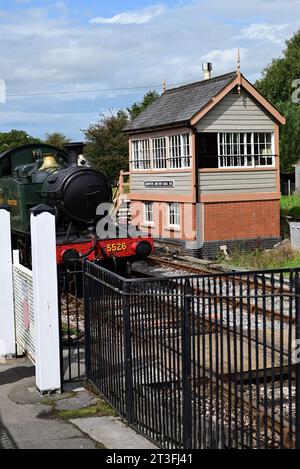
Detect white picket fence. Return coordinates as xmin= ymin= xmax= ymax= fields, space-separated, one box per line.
xmin=13 ymin=251 xmax=35 ymax=362
xmin=0 ymin=205 xmax=61 ymax=395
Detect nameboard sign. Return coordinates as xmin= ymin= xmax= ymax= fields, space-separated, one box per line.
xmin=144 ymin=181 xmax=174 ymax=188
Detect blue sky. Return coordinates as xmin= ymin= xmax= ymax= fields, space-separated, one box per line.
xmin=0 ymin=0 xmax=299 ymax=140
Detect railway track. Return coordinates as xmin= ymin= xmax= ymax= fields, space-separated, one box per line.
xmin=130 ymin=256 xmax=296 ymax=447
xmin=148 ymin=255 xmax=292 ymax=291
xmin=139 ymin=256 xmax=295 ymax=324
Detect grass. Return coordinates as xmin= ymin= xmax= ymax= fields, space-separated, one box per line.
xmin=54 ymin=401 xmax=116 ymax=420
xmin=280 ymin=195 xmax=300 ymax=217
xmin=61 ymin=323 xmax=78 ymax=336
xmin=39 ymin=401 xmax=116 ymax=421
xmin=220 ymin=245 xmax=300 ymax=271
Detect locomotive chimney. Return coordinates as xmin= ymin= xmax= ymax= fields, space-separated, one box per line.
xmin=67 ymin=150 xmax=78 ymax=166
xmin=202 ymin=62 xmax=212 ymax=80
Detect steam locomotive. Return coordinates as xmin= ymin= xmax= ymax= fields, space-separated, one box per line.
xmin=0 ymin=143 xmax=153 ymax=269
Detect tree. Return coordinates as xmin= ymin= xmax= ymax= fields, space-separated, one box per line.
xmin=45 ymin=132 xmax=71 ymax=150
xmin=0 ymin=129 xmax=41 ymax=153
xmin=255 ymin=29 xmax=300 ymax=172
xmin=256 ymin=29 xmax=300 ymax=104
xmin=276 ymin=101 xmax=300 ymax=173
xmin=127 ymin=90 xmax=160 ymax=120
xmin=84 ymin=110 xmax=129 ymax=184
xmin=84 ymin=91 xmax=160 ymax=183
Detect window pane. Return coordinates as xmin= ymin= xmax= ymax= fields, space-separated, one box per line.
xmin=169 ymin=134 xmax=191 ymax=168
xmin=144 ymin=202 xmax=153 ymax=223
xmin=169 ymin=203 xmax=180 ymax=226
xmin=218 ymin=132 xmax=273 ymax=168
xmin=153 ymin=137 xmax=167 ymax=169
xmin=132 ymin=139 xmax=151 ymax=169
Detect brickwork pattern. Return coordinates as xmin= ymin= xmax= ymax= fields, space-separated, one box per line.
xmin=203 ymin=200 xmax=280 ymax=241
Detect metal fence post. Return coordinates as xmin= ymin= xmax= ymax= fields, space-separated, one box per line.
xmin=182 ymin=279 xmax=193 ymax=449
xmin=0 ymin=205 xmax=16 ymax=357
xmin=296 ymin=273 xmax=300 ymax=449
xmin=83 ymin=259 xmax=92 ymax=380
xmin=123 ymin=281 xmax=134 ymax=424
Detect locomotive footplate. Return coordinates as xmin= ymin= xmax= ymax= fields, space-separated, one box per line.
xmin=56 ymin=236 xmax=154 ymax=264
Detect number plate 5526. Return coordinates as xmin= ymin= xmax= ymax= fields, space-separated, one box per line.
xmin=106 ymin=243 xmax=127 ymax=252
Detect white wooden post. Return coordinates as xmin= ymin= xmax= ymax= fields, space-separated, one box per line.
xmin=0 ymin=206 xmax=16 ymax=357
xmin=30 ymin=205 xmax=61 ymax=394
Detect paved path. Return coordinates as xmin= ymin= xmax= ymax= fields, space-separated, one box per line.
xmin=0 ymin=358 xmax=157 ymax=450
xmin=0 ymin=359 xmax=95 ymax=449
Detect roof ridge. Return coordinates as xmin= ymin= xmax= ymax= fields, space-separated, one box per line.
xmin=165 ymin=71 xmax=236 ymax=94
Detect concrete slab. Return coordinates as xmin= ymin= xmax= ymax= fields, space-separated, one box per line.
xmin=55 ymin=391 xmax=98 ymax=411
xmin=71 ymin=416 xmax=158 ymax=450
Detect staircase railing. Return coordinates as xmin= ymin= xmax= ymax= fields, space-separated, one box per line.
xmin=111 ymin=171 xmax=130 ymax=220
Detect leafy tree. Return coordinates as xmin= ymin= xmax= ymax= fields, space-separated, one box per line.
xmin=127 ymin=90 xmax=160 ymax=120
xmin=256 ymin=29 xmax=300 ymax=104
xmin=255 ymin=29 xmax=300 ymax=172
xmin=276 ymin=101 xmax=300 ymax=173
xmin=84 ymin=91 xmax=160 ymax=183
xmin=84 ymin=110 xmax=129 ymax=184
xmin=45 ymin=132 xmax=71 ymax=150
xmin=0 ymin=129 xmax=41 ymax=153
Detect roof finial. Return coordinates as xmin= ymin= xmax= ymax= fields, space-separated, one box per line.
xmin=162 ymin=80 xmax=167 ymax=93
xmin=237 ymin=48 xmax=242 ymax=94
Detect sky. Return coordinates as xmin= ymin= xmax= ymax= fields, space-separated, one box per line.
xmin=0 ymin=0 xmax=299 ymax=140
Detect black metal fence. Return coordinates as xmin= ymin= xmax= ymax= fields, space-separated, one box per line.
xmin=58 ymin=265 xmax=85 ymax=386
xmin=83 ymin=260 xmax=300 ymax=449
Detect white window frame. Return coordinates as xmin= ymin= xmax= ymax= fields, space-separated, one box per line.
xmin=167 ymin=203 xmax=180 ymax=229
xmin=217 ymin=132 xmax=275 ymax=169
xmin=143 ymin=202 xmax=154 ymax=226
xmin=131 ymin=139 xmax=151 ymax=170
xmin=168 ymin=133 xmax=191 ymax=169
xmin=152 ymin=137 xmax=167 ymax=169
xmin=131 ymin=132 xmax=192 ymax=171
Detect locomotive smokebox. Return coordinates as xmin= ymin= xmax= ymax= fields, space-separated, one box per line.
xmin=43 ymin=167 xmax=112 ymax=224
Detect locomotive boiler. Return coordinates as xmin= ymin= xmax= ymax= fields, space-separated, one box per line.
xmin=0 ymin=143 xmax=153 ymax=268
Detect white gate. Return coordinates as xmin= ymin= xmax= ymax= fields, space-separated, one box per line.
xmin=0 ymin=205 xmax=61 ymax=394
xmin=12 ymin=251 xmax=35 ymax=362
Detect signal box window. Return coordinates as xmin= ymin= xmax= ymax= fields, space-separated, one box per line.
xmin=168 ymin=203 xmax=180 ymax=228
xmin=144 ymin=202 xmax=154 ymax=225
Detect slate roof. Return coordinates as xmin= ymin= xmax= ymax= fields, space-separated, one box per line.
xmin=124 ymin=71 xmax=237 ymax=133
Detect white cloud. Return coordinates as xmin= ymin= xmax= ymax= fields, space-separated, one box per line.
xmin=201 ymin=48 xmax=248 ymax=73
xmin=238 ymin=23 xmax=290 ymax=44
xmin=90 ymin=5 xmax=166 ymax=26
xmin=0 ymin=0 xmax=299 ymax=138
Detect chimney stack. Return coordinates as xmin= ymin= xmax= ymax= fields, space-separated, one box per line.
xmin=202 ymin=62 xmax=212 ymax=80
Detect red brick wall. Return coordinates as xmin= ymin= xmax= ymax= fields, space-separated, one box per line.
xmin=130 ymin=201 xmax=196 ymax=241
xmin=204 ymin=200 xmax=280 ymax=241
